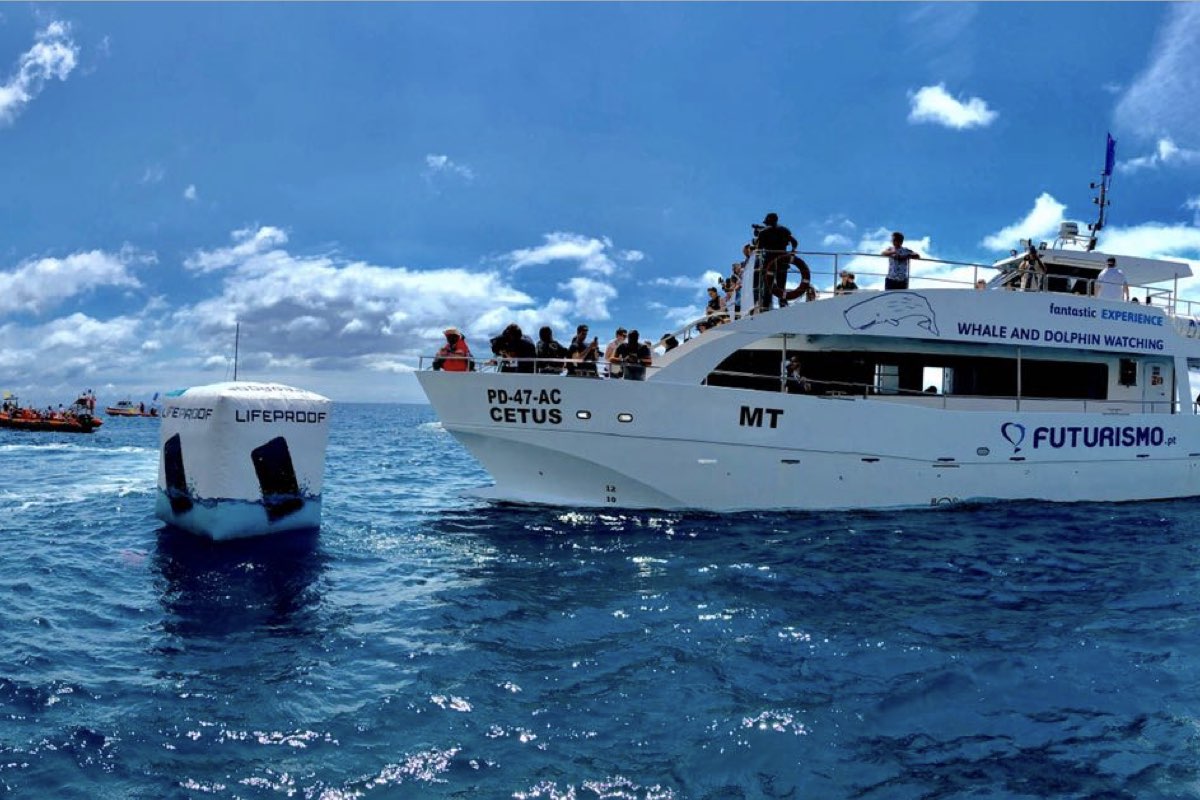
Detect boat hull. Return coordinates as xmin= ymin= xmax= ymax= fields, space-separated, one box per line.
xmin=418 ymin=371 xmax=1200 ymax=511
xmin=0 ymin=416 xmax=101 ymax=434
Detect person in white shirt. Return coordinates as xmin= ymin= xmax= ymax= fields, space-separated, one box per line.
xmin=881 ymin=231 xmax=921 ymax=290
xmin=1093 ymin=257 xmax=1129 ymax=301
xmin=604 ymin=327 xmax=627 ymax=379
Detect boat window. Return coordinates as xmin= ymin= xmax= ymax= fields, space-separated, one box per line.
xmin=706 ymin=348 xmax=1110 ymax=401
xmin=1118 ymin=358 xmax=1137 ymax=387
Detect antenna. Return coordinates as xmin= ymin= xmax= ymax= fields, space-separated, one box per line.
xmin=233 ymin=321 xmax=240 ymax=382
xmin=1086 ymin=133 xmax=1116 ymax=252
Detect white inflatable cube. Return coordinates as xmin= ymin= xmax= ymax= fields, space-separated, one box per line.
xmin=155 ymin=382 xmax=332 ymax=540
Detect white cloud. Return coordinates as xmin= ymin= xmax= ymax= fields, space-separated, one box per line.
xmin=559 ymin=276 xmax=617 ymax=320
xmin=619 ymin=249 xmax=645 ymax=263
xmin=1100 ymin=222 xmax=1200 ymax=261
xmin=907 ymin=83 xmax=997 ymax=130
xmin=980 ymin=193 xmax=1067 ymax=251
xmin=1114 ymin=4 xmax=1200 ymax=144
xmin=1117 ymin=138 xmax=1200 ymax=174
xmin=0 ymin=248 xmax=147 ymax=315
xmin=172 ymin=225 xmax=549 ymax=373
xmin=505 ymin=232 xmax=624 ymax=276
xmin=140 ymin=164 xmax=165 ymax=185
xmin=1187 ymin=196 xmax=1200 ymax=225
xmin=0 ymin=308 xmax=162 ymax=393
xmin=646 ymin=301 xmax=705 ymax=329
xmin=0 ymin=21 xmax=79 ymax=127
xmin=821 ymin=233 xmax=853 ymax=249
xmin=184 ymin=225 xmax=289 ymax=272
xmin=183 ymin=184 xmax=198 ymax=201
xmin=648 ymin=271 xmax=725 ymax=292
xmin=423 ymin=153 xmax=474 ymax=181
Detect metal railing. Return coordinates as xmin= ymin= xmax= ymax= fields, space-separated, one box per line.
xmin=419 ymin=354 xmax=664 ymax=379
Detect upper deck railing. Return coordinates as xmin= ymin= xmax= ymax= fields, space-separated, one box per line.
xmin=662 ymin=247 xmax=1196 ymax=345
xmin=420 ymin=247 xmax=1200 ymax=373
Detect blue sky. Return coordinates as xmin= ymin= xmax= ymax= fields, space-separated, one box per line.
xmin=2 ymin=3 xmax=1199 ymax=404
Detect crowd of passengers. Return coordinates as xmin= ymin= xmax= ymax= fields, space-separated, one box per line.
xmin=432 ymin=323 xmax=670 ymax=380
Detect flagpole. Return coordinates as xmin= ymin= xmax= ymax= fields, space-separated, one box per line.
xmin=1088 ymin=133 xmax=1116 ymax=251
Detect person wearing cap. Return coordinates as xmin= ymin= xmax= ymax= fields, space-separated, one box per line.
xmin=433 ymin=326 xmax=473 ymax=372
xmin=754 ymin=212 xmax=798 ymax=311
xmin=604 ymin=327 xmax=627 ymax=379
xmin=881 ymin=231 xmax=921 ymax=290
xmin=1093 ymin=256 xmax=1129 ymax=301
xmin=834 ymin=270 xmax=859 ymax=295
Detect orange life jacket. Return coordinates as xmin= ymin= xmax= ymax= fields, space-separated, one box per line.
xmin=438 ymin=338 xmax=472 ymax=372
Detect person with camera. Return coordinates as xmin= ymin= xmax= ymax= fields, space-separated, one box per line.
xmin=753 ymin=212 xmax=798 ymax=311
xmin=490 ymin=323 xmax=537 ymax=373
xmin=568 ymin=324 xmax=600 ymax=377
xmin=612 ymin=329 xmax=652 ymax=381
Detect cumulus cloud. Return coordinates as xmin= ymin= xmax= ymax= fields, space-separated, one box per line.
xmin=423 ymin=153 xmax=474 ymax=182
xmin=0 ymin=248 xmax=148 ymax=316
xmin=1114 ymin=4 xmax=1200 ymax=145
xmin=980 ymin=193 xmax=1067 ymax=251
xmin=1187 ymin=196 xmax=1200 ymax=225
xmin=821 ymin=233 xmax=853 ymax=249
xmin=0 ymin=21 xmax=79 ymax=127
xmin=0 ymin=309 xmax=164 ymax=396
xmin=183 ymin=184 xmax=198 ymax=201
xmin=1100 ymin=223 xmax=1200 ymax=262
xmin=172 ymin=225 xmax=569 ymax=375
xmin=506 ymin=232 xmax=626 ymax=276
xmin=184 ymin=225 xmax=289 ymax=272
xmin=559 ymin=276 xmax=617 ymax=320
xmin=1117 ymin=138 xmax=1200 ymax=174
xmin=907 ymin=83 xmax=997 ymax=130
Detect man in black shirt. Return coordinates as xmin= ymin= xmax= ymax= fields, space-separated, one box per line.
xmin=535 ymin=326 xmax=568 ymax=374
xmin=613 ymin=329 xmax=652 ymax=381
xmin=490 ymin=324 xmax=537 ymax=373
xmin=754 ymin=212 xmax=798 ymax=311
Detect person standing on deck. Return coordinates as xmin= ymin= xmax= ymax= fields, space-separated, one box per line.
xmin=755 ymin=213 xmax=797 ymax=311
xmin=1094 ymin=256 xmax=1129 ymax=301
xmin=881 ymin=231 xmax=921 ymax=290
xmin=604 ymin=327 xmax=627 ymax=379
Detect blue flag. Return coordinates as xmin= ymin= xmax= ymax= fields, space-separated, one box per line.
xmin=1104 ymin=133 xmax=1116 ymax=176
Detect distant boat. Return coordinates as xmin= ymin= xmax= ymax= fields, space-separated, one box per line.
xmin=0 ymin=394 xmax=103 ymax=434
xmin=105 ymin=399 xmax=159 ymax=418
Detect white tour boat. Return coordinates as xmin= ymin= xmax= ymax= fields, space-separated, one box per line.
xmin=418 ymin=158 xmax=1200 ymax=510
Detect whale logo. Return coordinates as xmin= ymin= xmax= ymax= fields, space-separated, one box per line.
xmin=843 ymin=292 xmax=940 ymax=336
xmin=1001 ymin=422 xmax=1026 ymax=453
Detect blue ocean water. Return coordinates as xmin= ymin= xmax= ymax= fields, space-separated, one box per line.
xmin=2 ymin=403 xmax=1200 ymax=799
